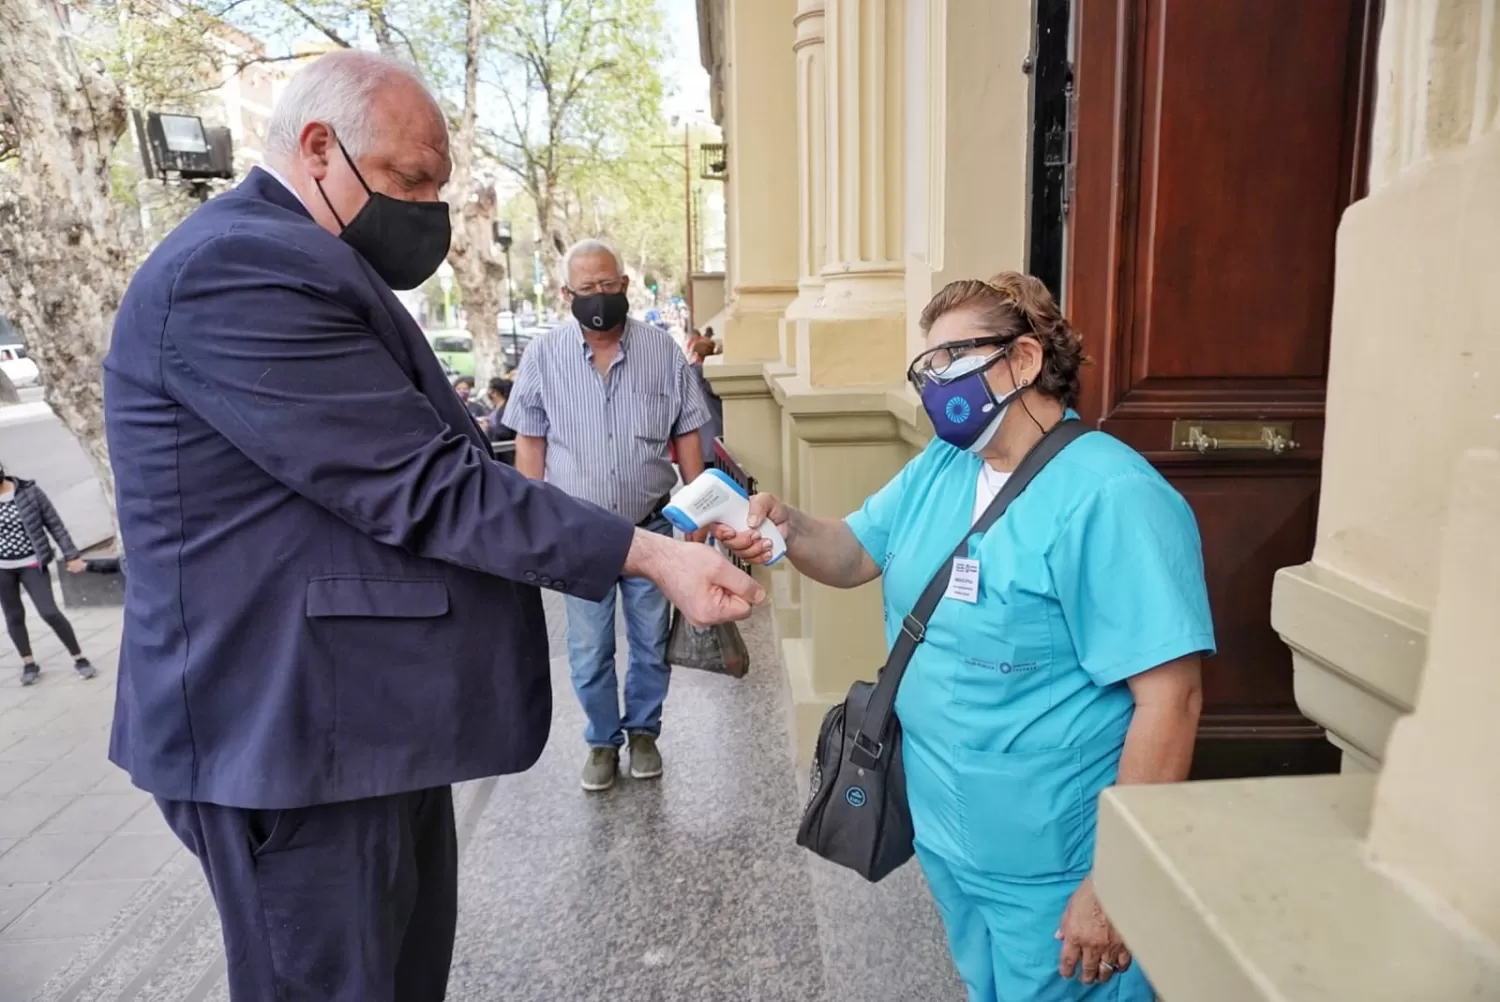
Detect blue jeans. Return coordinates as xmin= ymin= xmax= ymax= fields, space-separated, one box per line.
xmin=563 ymin=520 xmax=673 ymax=749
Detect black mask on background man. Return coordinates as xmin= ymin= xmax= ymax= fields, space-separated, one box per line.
xmin=316 ymin=137 xmax=451 ymax=290
xmin=571 ymin=291 xmax=630 ymax=333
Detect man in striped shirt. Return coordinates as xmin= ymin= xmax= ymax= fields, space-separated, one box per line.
xmin=505 ymin=239 xmax=713 ymax=792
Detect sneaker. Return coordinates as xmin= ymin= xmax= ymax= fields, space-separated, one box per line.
xmin=74 ymin=658 xmax=97 ymax=680
xmin=628 ymin=733 xmax=663 ymax=781
xmin=580 ymin=747 xmax=619 ymax=792
xmin=20 ymin=663 xmax=39 ymax=686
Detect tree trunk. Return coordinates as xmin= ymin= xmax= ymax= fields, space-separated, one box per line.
xmin=0 ymin=0 xmax=134 ymax=520
xmin=537 ymin=191 xmax=562 ymax=305
xmin=446 ymin=0 xmax=506 ymax=384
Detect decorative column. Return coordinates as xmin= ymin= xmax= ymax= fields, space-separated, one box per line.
xmin=718 ymin=0 xmax=800 ymax=364
xmin=769 ymin=0 xmax=911 ymax=760
xmin=779 ymin=0 xmax=829 ymax=361
xmin=1273 ymin=0 xmax=1500 ymax=773
xmin=703 ymin=0 xmax=798 ymax=572
xmin=797 ymin=0 xmax=907 ymax=387
xmin=762 ymin=0 xmax=827 ymax=641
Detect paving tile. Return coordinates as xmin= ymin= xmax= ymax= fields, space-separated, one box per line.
xmin=10 ymin=745 xmax=116 ymax=797
xmin=0 ymin=756 xmax=48 ymax=798
xmin=0 ymin=793 xmax=71 ymax=838
xmin=89 ymin=766 xmax=140 ymax=795
xmin=117 ymin=801 xmax=173 ymax=837
xmin=0 ymin=882 xmax=46 ymax=932
xmin=0 ymin=831 xmax=109 ymax=884
xmin=0 ymin=879 xmax=146 ymax=941
xmin=0 ymin=938 xmax=89 ymax=1000
xmin=37 ymin=792 xmax=147 ymax=835
xmin=0 ymin=730 xmax=84 ymax=763
xmin=70 ymin=833 xmax=183 ymax=882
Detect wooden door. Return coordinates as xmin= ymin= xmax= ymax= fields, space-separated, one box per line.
xmin=1064 ymin=0 xmax=1381 ymax=778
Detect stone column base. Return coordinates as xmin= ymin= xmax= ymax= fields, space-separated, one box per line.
xmin=721 ymin=285 xmax=798 ymax=364
xmin=768 ymin=374 xmax=924 ymax=762
xmin=1271 ymin=561 xmax=1427 ymax=768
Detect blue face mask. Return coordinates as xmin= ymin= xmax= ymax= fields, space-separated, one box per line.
xmin=919 ymin=355 xmax=1024 ymax=452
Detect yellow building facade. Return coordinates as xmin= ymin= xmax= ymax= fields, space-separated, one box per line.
xmin=698 ymin=0 xmax=1036 ymax=753
xmin=700 ymin=0 xmax=1500 ymax=996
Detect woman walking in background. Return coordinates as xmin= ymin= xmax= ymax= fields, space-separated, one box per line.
xmin=0 ymin=464 xmax=95 ymax=685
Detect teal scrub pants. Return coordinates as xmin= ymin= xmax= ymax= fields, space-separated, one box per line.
xmin=918 ymin=847 xmax=1153 ymax=1002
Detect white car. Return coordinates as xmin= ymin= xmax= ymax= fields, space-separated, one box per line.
xmin=0 ymin=344 xmax=40 ymax=388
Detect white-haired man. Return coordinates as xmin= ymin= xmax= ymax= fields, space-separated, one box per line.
xmin=104 ymin=51 xmax=762 ymax=1002
xmin=504 ymin=239 xmax=712 ymax=792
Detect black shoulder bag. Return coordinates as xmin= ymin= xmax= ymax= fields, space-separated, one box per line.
xmin=795 ymin=419 xmax=1092 ymax=881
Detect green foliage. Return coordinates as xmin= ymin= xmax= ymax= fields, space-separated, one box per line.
xmin=7 ymin=0 xmax=690 ymax=308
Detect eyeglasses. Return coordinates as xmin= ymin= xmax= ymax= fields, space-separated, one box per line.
xmin=569 ymin=278 xmax=627 ymax=296
xmin=906 ymin=337 xmax=1012 ymax=391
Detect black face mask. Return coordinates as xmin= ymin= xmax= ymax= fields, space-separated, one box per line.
xmin=571 ymin=291 xmax=630 ymax=332
xmin=316 ymin=138 xmax=451 ymax=291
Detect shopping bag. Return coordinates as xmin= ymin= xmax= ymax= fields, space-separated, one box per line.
xmin=666 ymin=608 xmax=750 ymax=678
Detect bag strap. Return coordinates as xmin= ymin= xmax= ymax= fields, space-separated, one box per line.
xmin=847 ymin=419 xmax=1092 ymax=769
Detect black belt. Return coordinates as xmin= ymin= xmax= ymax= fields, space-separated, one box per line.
xmin=637 ymin=495 xmax=671 ymax=527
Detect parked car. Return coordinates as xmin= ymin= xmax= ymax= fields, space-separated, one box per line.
xmin=0 ymin=344 xmax=40 ymax=388
xmin=501 ymin=327 xmax=551 ymax=372
xmin=424 ymin=330 xmax=475 ymax=378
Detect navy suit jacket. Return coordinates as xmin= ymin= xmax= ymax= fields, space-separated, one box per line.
xmin=105 ymin=169 xmax=635 ymax=809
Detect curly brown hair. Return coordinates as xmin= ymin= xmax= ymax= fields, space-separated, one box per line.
xmin=917 ymin=271 xmax=1087 ymax=409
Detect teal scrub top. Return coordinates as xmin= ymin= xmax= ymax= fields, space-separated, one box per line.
xmin=845 ymin=429 xmax=1216 ymax=881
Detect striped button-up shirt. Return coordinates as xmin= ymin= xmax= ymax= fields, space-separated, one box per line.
xmin=502 ymin=318 xmax=712 ymax=524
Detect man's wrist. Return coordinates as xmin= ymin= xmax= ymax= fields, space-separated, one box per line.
xmin=621 ymin=526 xmax=669 ymax=581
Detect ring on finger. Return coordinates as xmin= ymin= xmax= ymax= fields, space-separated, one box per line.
xmin=1099 ymin=962 xmax=1115 ymax=973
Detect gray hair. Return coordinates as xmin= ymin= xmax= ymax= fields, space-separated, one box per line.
xmin=265 ymin=50 xmax=436 ymax=164
xmin=561 ymin=238 xmax=624 ymax=288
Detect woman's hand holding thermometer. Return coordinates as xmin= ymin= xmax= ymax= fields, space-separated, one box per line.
xmin=664 ymin=471 xmax=788 ymax=565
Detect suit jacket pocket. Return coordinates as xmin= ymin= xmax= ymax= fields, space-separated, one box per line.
xmin=305 ymin=576 xmax=450 ymax=619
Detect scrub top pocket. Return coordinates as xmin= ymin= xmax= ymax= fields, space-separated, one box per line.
xmin=948 ymin=593 xmax=1056 ymax=710
xmin=951 ymin=743 xmax=1089 ymax=879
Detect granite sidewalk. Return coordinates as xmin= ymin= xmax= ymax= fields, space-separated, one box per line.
xmin=1 ymin=582 xmax=961 ymax=1002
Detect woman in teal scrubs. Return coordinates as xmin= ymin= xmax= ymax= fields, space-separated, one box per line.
xmin=715 ymin=272 xmax=1213 ymax=1001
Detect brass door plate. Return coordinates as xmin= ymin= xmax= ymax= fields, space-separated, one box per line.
xmin=1171 ymin=420 xmax=1300 ymax=455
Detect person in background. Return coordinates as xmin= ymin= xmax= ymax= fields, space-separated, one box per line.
xmin=715 ymin=272 xmax=1211 ymax=1002
xmin=686 ymin=330 xmax=725 ymax=467
xmin=485 ymin=377 xmax=513 ymax=439
xmin=0 ymin=464 xmax=95 ymax=685
xmin=486 ymin=377 xmax=516 ymax=465
xmin=452 ymin=375 xmax=488 ymax=419
xmin=505 ymin=238 xmax=714 ymax=793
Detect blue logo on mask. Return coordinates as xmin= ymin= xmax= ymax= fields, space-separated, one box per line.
xmin=845 ymin=786 xmax=867 ymax=808
xmin=944 ymin=396 xmax=971 ymax=424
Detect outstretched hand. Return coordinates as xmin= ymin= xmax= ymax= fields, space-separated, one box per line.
xmin=711 ymin=493 xmax=788 ymax=566
xmin=626 ymin=529 xmax=764 ymax=626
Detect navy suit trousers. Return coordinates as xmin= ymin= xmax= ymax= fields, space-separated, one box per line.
xmin=158 ymin=788 xmax=457 ymax=1001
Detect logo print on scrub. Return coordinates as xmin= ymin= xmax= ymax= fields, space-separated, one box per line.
xmin=845 ymin=786 xmax=867 ymax=808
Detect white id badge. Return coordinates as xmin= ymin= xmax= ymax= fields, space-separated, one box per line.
xmin=945 ymin=558 xmax=980 ymax=604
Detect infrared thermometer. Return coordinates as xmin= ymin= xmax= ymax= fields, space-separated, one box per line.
xmin=663 ymin=469 xmax=787 ymax=565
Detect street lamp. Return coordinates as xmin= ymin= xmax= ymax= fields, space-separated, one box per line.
xmin=436 ymin=260 xmax=454 ymax=329
xmin=135 ymin=110 xmax=234 ymax=202
xmin=493 ymin=219 xmax=517 ymax=362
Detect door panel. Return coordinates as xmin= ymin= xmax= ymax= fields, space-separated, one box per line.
xmin=1067 ymin=0 xmax=1381 ymax=778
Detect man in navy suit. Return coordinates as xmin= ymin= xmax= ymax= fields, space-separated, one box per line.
xmin=104 ymin=50 xmax=762 ymax=1002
